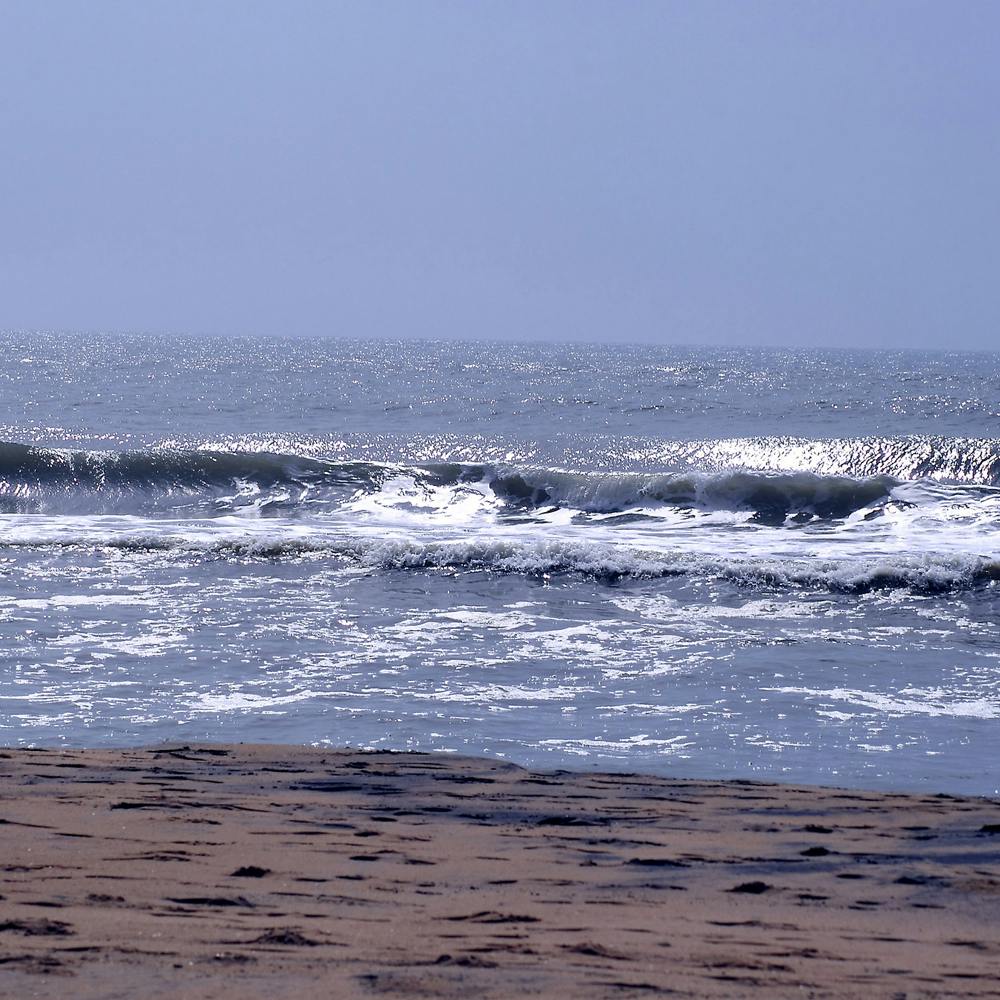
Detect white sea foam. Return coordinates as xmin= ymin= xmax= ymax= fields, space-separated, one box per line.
xmin=0 ymin=511 xmax=997 ymax=593
xmin=768 ymin=686 xmax=1000 ymax=719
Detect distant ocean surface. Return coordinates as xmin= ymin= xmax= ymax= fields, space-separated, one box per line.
xmin=2 ymin=332 xmax=998 ymax=794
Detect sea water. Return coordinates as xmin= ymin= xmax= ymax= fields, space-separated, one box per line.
xmin=1 ymin=332 xmax=998 ymax=794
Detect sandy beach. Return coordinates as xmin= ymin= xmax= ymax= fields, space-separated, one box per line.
xmin=0 ymin=745 xmax=997 ymax=998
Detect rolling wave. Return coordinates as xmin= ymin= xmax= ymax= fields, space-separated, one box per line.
xmin=487 ymin=468 xmax=898 ymax=523
xmin=2 ymin=438 xmax=998 ymax=522
xmin=0 ymin=442 xmax=388 ymax=514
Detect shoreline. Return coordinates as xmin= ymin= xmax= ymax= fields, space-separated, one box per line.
xmin=2 ymin=743 xmax=999 ymax=998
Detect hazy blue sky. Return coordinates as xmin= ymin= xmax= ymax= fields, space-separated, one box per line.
xmin=2 ymin=1 xmax=998 ymax=348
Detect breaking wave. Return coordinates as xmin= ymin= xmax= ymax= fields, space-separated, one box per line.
xmin=0 ymin=441 xmax=387 ymax=513
xmin=1 ymin=439 xmax=998 ymax=595
xmin=487 ymin=468 xmax=899 ymax=523
xmin=0 ymin=525 xmax=995 ymax=594
xmin=3 ymin=438 xmax=999 ymax=522
xmin=339 ymin=538 xmax=1000 ymax=594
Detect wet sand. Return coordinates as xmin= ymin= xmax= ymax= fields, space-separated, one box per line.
xmin=1 ymin=744 xmax=999 ymax=998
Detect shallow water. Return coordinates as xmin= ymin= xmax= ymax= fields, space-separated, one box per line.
xmin=1 ymin=332 xmax=998 ymax=794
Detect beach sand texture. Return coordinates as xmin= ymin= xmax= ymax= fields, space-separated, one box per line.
xmin=1 ymin=744 xmax=999 ymax=998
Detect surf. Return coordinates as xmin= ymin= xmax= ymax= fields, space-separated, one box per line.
xmin=3 ymin=439 xmax=1000 ymax=522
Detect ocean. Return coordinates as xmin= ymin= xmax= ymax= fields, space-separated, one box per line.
xmin=1 ymin=332 xmax=998 ymax=794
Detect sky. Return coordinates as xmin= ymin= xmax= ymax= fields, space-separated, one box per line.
xmin=1 ymin=1 xmax=998 ymax=349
